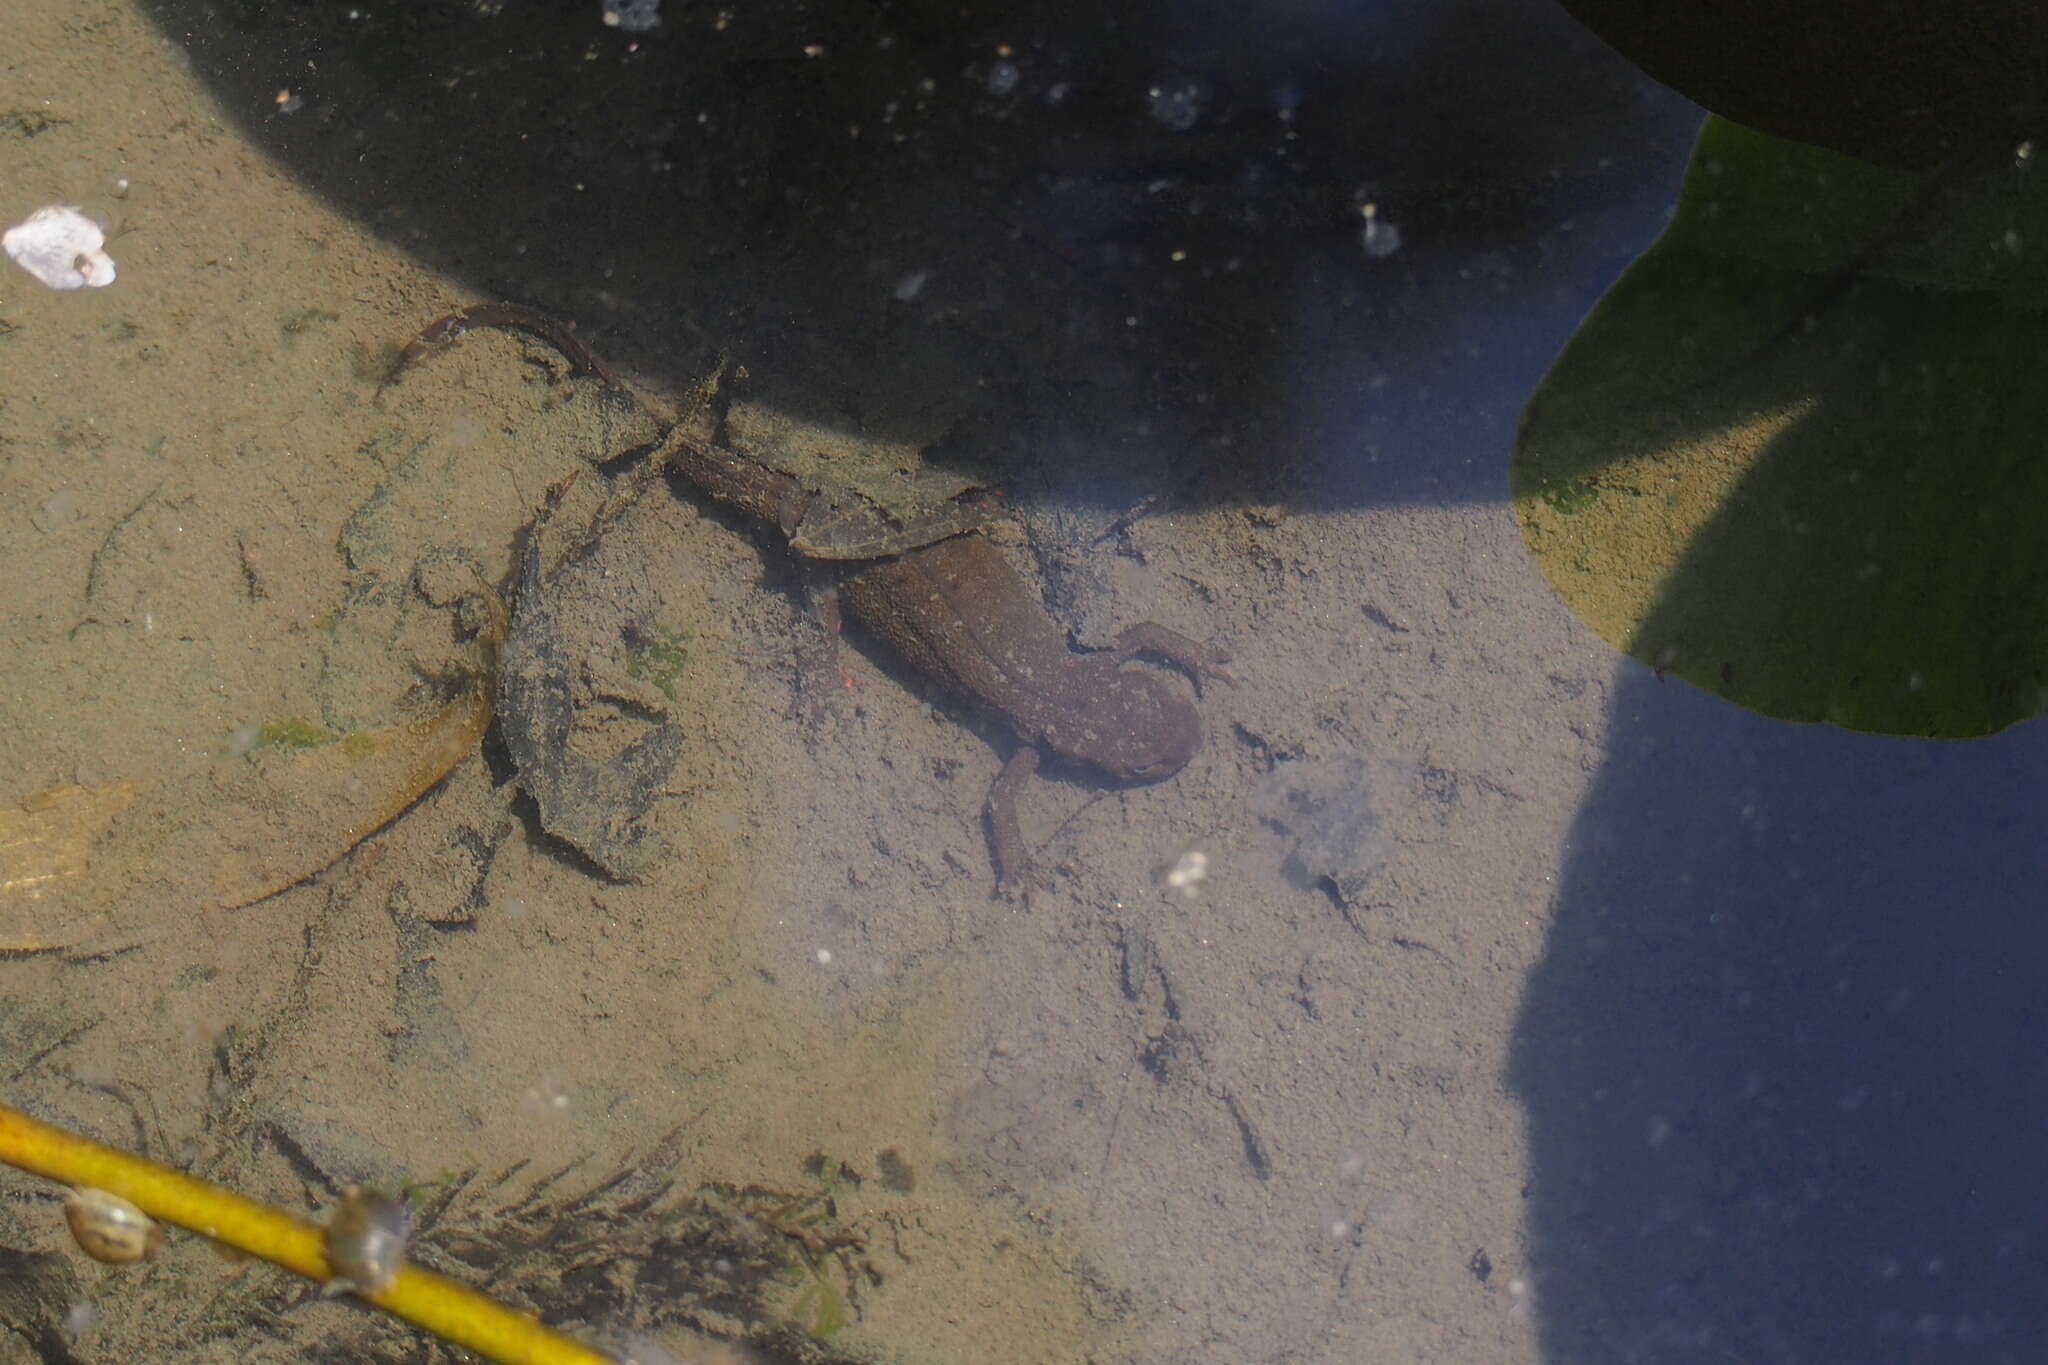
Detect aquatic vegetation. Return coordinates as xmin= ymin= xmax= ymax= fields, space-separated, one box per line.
xmin=254 ymin=717 xmax=342 ymax=750
xmin=787 ymin=1255 xmax=850 ymax=1339
xmin=772 ymin=1154 xmax=874 ymax=1340
xmin=624 ymin=623 xmax=695 ymax=702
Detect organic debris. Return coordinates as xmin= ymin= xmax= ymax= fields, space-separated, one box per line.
xmin=624 ymin=623 xmax=695 ymax=703
xmin=0 ymin=782 xmax=136 ymax=905
xmin=335 ymin=1135 xmax=885 ymax=1364
xmin=0 ymin=1104 xmax=612 ymax=1365
xmin=497 ymin=475 xmax=684 ymax=879
xmin=210 ymin=579 xmax=506 ymax=909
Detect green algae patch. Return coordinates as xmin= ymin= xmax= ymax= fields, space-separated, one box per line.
xmin=1515 ymin=117 xmax=2048 ymax=737
xmin=254 ymin=720 xmax=389 ymax=761
xmin=624 ymin=623 xmax=694 ymax=702
xmin=255 ymin=718 xmax=343 ymax=751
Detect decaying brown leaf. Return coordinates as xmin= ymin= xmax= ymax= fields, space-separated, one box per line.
xmin=206 ymin=585 xmax=507 ymax=910
xmin=0 ymin=781 xmax=137 ymax=951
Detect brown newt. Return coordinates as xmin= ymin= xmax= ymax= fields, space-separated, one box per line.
xmin=648 ymin=412 xmax=1232 ymax=893
xmin=388 ymin=305 xmax=1231 ymax=892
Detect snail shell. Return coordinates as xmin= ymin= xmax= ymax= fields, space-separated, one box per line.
xmin=325 ymin=1185 xmax=410 ymax=1295
xmin=63 ymin=1187 xmax=161 ymax=1263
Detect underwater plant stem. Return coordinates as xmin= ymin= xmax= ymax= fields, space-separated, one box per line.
xmin=0 ymin=1102 xmax=613 ymax=1365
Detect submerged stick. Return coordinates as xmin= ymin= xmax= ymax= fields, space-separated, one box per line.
xmin=0 ymin=1103 xmax=612 ymax=1365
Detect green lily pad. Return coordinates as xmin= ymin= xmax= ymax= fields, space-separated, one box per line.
xmin=1514 ymin=116 xmax=2048 ymax=737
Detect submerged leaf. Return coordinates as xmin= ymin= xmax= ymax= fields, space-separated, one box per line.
xmin=1515 ymin=117 xmax=2048 ymax=736
xmin=0 ymin=783 xmax=136 ymax=948
xmin=208 ymin=586 xmax=506 ymax=908
xmin=498 ymin=479 xmax=683 ymax=879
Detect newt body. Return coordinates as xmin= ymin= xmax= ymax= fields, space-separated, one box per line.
xmin=657 ymin=412 xmax=1229 ymax=892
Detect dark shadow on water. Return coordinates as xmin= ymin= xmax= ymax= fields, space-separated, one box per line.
xmin=138 ymin=0 xmax=1699 ymax=508
xmin=1512 ymin=675 xmax=2048 ymax=1363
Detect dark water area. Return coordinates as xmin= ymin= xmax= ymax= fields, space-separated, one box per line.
xmin=1516 ymin=678 xmax=2048 ymax=1364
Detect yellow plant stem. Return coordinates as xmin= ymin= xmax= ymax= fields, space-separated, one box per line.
xmin=0 ymin=1102 xmax=612 ymax=1365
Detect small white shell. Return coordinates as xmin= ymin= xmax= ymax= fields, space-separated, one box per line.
xmin=3 ymin=205 xmax=116 ymax=290
xmin=63 ymin=1186 xmax=161 ymax=1263
xmin=325 ymin=1185 xmax=410 ymax=1295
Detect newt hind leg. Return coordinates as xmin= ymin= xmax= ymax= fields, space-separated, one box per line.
xmin=984 ymin=742 xmax=1049 ymax=900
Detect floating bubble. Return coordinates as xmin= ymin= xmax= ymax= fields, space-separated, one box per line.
xmin=987 ymin=61 xmax=1020 ymax=97
xmin=601 ymin=0 xmax=661 ymax=31
xmin=4 ymin=205 xmax=116 ymax=290
xmin=1361 ymin=218 xmax=1401 ymax=257
xmin=1358 ymin=202 xmax=1402 ymax=258
xmin=1147 ymin=78 xmax=1209 ymax=132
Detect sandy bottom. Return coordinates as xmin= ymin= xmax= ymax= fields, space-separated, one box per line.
xmin=0 ymin=4 xmax=1623 ymax=1361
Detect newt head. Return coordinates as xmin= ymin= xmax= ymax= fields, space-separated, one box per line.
xmin=1052 ymin=668 xmax=1204 ymax=784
